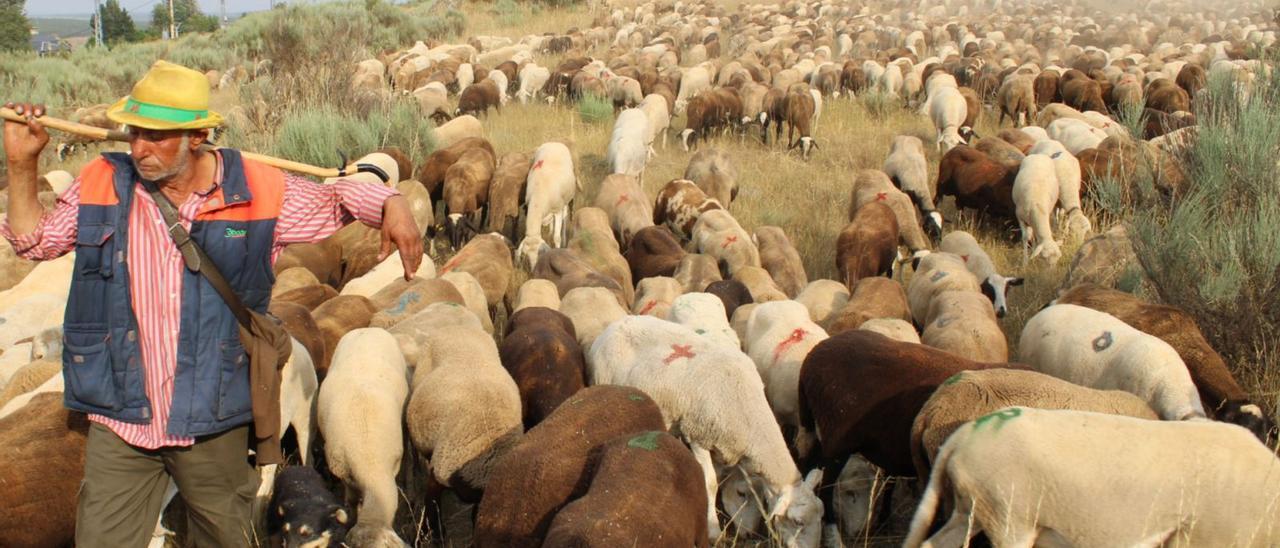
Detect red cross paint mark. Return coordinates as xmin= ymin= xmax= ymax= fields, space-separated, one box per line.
xmin=663 ymin=344 xmax=696 ymax=365
xmin=638 ymin=300 xmax=658 ymax=315
xmin=616 ymin=193 xmax=630 ymax=207
xmin=961 ymin=254 xmax=969 ymax=263
xmin=875 ymin=192 xmax=889 ymax=201
xmin=772 ymin=328 xmax=808 ymax=365
xmin=533 ymin=159 xmax=545 ymax=170
xmin=721 ymin=235 xmax=739 ymax=249
xmin=440 ymin=246 xmax=473 ymax=274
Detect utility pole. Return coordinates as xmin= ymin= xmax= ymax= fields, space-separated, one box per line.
xmin=220 ymin=0 xmax=226 ymax=29
xmin=167 ymin=0 xmax=176 ymax=40
xmin=92 ymin=0 xmax=104 ymax=46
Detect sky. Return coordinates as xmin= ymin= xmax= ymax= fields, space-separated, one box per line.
xmin=26 ymin=0 xmax=281 ymax=17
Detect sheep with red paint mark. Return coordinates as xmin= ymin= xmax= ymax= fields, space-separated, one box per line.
xmin=594 ymin=174 xmax=654 ymax=247
xmin=742 ymin=300 xmax=830 ymax=451
xmin=691 ymin=209 xmax=761 ymax=278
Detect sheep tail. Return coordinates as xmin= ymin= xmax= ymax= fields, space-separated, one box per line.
xmin=903 ymin=432 xmax=959 ymax=548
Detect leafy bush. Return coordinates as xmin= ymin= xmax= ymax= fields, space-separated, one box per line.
xmin=1096 ymin=66 xmax=1280 ymax=363
xmin=577 ymin=94 xmax=613 ymax=124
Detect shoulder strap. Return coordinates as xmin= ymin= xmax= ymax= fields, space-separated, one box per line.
xmin=141 ymin=179 xmax=253 ymax=329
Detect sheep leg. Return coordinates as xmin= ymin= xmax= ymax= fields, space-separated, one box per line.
xmin=691 ymin=444 xmax=723 ymax=542
xmin=253 ymin=463 xmax=280 ymax=537
xmin=921 ymin=505 xmax=981 ymax=548
xmin=1020 ymin=222 xmax=1033 ymax=266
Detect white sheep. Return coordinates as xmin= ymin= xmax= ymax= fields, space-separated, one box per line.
xmin=1027 ymin=140 xmax=1092 ymax=239
xmin=667 ymin=292 xmax=741 ymax=351
xmin=587 ymin=315 xmax=824 ymax=545
xmin=512 ymin=278 xmax=560 ymax=312
xmin=808 ymin=88 xmax=823 ymax=131
xmin=0 ymin=253 xmax=73 ymax=311
xmin=1045 ymin=117 xmax=1107 ymax=155
xmin=251 ymin=338 xmax=320 ymax=531
xmin=674 ymin=66 xmax=712 ymax=114
xmin=486 ymin=69 xmax=509 ymax=104
xmin=921 ymin=290 xmax=1009 ymax=362
xmin=691 ymin=209 xmax=761 ymax=277
xmin=339 ymin=251 xmax=437 ymax=298
xmin=516 ymin=64 xmax=551 ymax=104
xmin=406 ymin=313 xmax=522 ymax=499
xmin=938 ymin=230 xmax=1023 ymax=318
xmin=1013 ymin=154 xmax=1063 ymax=264
xmin=794 ymin=279 xmax=850 ymax=328
xmin=857 ymin=317 xmax=921 ymax=343
xmin=1019 ymin=304 xmax=1207 ymax=420
xmin=518 ymin=142 xmax=577 ymax=268
xmin=742 ymin=300 xmax=830 ymax=439
xmin=632 ymin=276 xmax=682 ymax=318
xmin=905 ymin=408 xmax=1280 ymax=547
xmin=1018 ymin=125 xmax=1051 ymax=144
xmin=929 ymin=86 xmax=968 ymax=153
xmin=606 ymin=108 xmax=651 ymax=180
xmin=907 ymin=252 xmax=981 ymax=324
xmin=882 ymin=135 xmax=942 ymax=236
xmin=316 ymin=328 xmax=409 ymax=547
xmin=638 ymin=93 xmax=671 ymax=153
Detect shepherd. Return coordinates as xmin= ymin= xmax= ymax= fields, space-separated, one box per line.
xmin=1 ymin=60 xmax=423 ymax=546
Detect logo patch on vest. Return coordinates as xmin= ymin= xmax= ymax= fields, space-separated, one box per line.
xmin=224 ymin=228 xmax=247 ymax=238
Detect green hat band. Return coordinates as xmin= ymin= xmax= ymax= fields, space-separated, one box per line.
xmin=123 ymin=98 xmax=209 ymax=123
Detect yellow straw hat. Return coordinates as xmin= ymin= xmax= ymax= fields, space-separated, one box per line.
xmin=106 ymin=60 xmax=224 ymax=130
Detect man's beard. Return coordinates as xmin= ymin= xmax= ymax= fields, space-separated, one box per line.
xmin=133 ymin=136 xmax=191 ymax=184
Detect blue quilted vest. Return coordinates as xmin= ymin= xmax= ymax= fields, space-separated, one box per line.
xmin=63 ymin=150 xmax=282 ymax=438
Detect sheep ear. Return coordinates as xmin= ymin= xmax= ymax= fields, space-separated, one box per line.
xmin=802 ymin=468 xmax=823 ymax=490
xmin=1008 ymin=277 xmax=1025 ymax=286
xmin=810 ymin=139 xmax=820 ymax=150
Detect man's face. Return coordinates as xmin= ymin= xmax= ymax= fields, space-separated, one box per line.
xmin=128 ymin=127 xmax=192 ymax=183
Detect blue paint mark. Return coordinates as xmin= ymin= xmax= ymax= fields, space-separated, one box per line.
xmin=388 ymin=292 xmax=421 ymax=316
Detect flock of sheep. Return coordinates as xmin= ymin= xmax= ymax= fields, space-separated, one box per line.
xmin=2 ymin=0 xmax=1280 ymax=546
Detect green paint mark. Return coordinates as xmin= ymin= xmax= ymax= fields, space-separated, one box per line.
xmin=695 ymin=328 xmax=707 ymax=335
xmin=627 ymin=431 xmax=662 ymax=451
xmin=942 ymin=373 xmax=964 ymax=386
xmin=972 ymin=408 xmax=1022 ymax=432
xmin=627 ymin=394 xmax=645 ymax=402
xmin=224 ymin=228 xmax=247 ymax=238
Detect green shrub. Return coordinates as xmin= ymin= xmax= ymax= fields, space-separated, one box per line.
xmin=1096 ymin=65 xmax=1280 ymax=363
xmin=577 ymin=94 xmax=613 ymax=125
xmin=861 ymin=91 xmax=898 ymax=119
xmin=270 ymin=100 xmax=435 ymax=173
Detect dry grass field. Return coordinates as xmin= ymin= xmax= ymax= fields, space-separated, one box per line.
xmin=3 ymin=0 xmax=1278 ymax=545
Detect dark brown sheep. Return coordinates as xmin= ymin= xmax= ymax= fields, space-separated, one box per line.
xmin=1033 ymin=69 xmax=1060 ymax=107
xmin=680 ymin=89 xmax=743 ymax=151
xmin=836 ymin=202 xmax=899 ymax=290
xmin=1055 ymin=284 xmax=1276 ymax=442
xmin=495 ymin=60 xmax=519 ymax=92
xmin=995 ymin=128 xmax=1035 ymax=152
xmin=473 ymin=386 xmax=667 ymax=548
xmin=375 ymin=146 xmax=413 ymax=183
xmin=268 ymin=301 xmax=328 ymax=377
xmin=500 ymin=307 xmax=586 ymax=430
xmin=0 ymin=393 xmax=90 ymax=548
xmin=784 ymin=89 xmax=818 ymax=158
xmin=1060 ymin=70 xmax=1108 ymax=113
xmin=485 ymin=151 xmax=533 ymax=242
xmin=442 ymin=147 xmax=496 ymax=251
xmin=625 ymin=225 xmax=687 ymax=280
xmin=1145 ymin=78 xmax=1191 ymax=113
xmin=760 ymin=87 xmax=788 ymax=144
xmin=704 ymin=279 xmax=754 ymax=320
xmin=274 ymin=240 xmax=343 ymax=288
xmin=413 ymin=137 xmax=496 ymax=204
xmin=1141 ymin=108 xmax=1196 ymax=139
xmin=935 ymin=145 xmax=1017 ymax=221
xmin=542 ymin=431 xmax=709 ymax=548
xmin=1176 ymin=64 xmax=1207 ymax=98
xmin=457 ymin=79 xmax=502 ymax=118
xmin=311 ymin=295 xmax=378 ymax=374
xmin=798 ymin=329 xmax=1024 ymax=477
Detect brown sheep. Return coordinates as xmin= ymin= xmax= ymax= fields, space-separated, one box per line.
xmin=273 ymin=283 xmax=339 ymax=311
xmin=674 ymin=254 xmax=723 ymax=294
xmin=680 ymin=89 xmax=743 ymax=151
xmin=1032 ymin=69 xmax=1060 ymax=107
xmin=542 ymin=431 xmax=709 ymax=548
xmin=958 ymin=86 xmax=981 ymax=133
xmin=995 ymin=128 xmax=1035 ymax=152
xmin=1176 ymin=64 xmax=1206 ymax=98
xmin=1055 ymin=284 xmax=1276 ymax=442
xmin=784 ymin=89 xmax=818 ymax=158
xmin=311 ymin=295 xmax=378 ymax=373
xmin=683 ymin=148 xmax=739 ymax=207
xmin=798 ymin=329 xmax=1025 ymax=477
xmin=836 ymin=202 xmax=899 ymax=289
xmin=473 ymin=386 xmax=667 ymax=548
xmin=825 ymin=277 xmax=911 ymax=335
xmin=653 ymin=178 xmax=723 ymax=240
xmin=457 ymin=79 xmax=503 ymax=118
xmin=910 ymin=369 xmax=1157 ymax=479
xmin=974 ymin=136 xmax=1025 ymax=170
xmin=936 ymin=145 xmax=1018 ymax=221
xmin=495 ymin=60 xmax=519 ymax=92
xmin=268 ymin=301 xmax=328 ymax=377
xmin=568 ymin=208 xmax=634 ymax=306
xmin=532 ymin=248 xmax=627 ymax=309
xmin=704 ymin=279 xmax=754 ymax=320
xmin=413 ymin=137 xmax=496 ymax=204
xmin=1142 ymin=109 xmax=1196 ymax=139
xmin=375 ymin=146 xmax=413 ymax=183
xmin=760 ymin=87 xmax=788 ymax=144
xmin=1059 ymin=70 xmax=1108 ymax=113
xmin=1146 ymin=78 xmax=1191 ymax=113
xmin=500 ymin=307 xmax=586 ymax=430
xmin=840 ymin=61 xmax=868 ymax=96
xmin=625 ymin=225 xmax=686 ymax=280
xmin=441 ymin=147 xmax=496 ymax=251
xmin=368 ymin=278 xmax=465 ymax=329
xmin=437 ymin=233 xmax=514 ymax=314
xmin=0 ymin=393 xmax=89 ymax=548
xmin=754 ymin=226 xmax=807 ymax=298
xmin=485 ymin=151 xmax=533 ymax=242
xmin=274 ymin=240 xmax=343 ymax=288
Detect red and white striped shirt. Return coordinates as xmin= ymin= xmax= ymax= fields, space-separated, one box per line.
xmin=1 ymin=152 xmax=398 ymax=449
